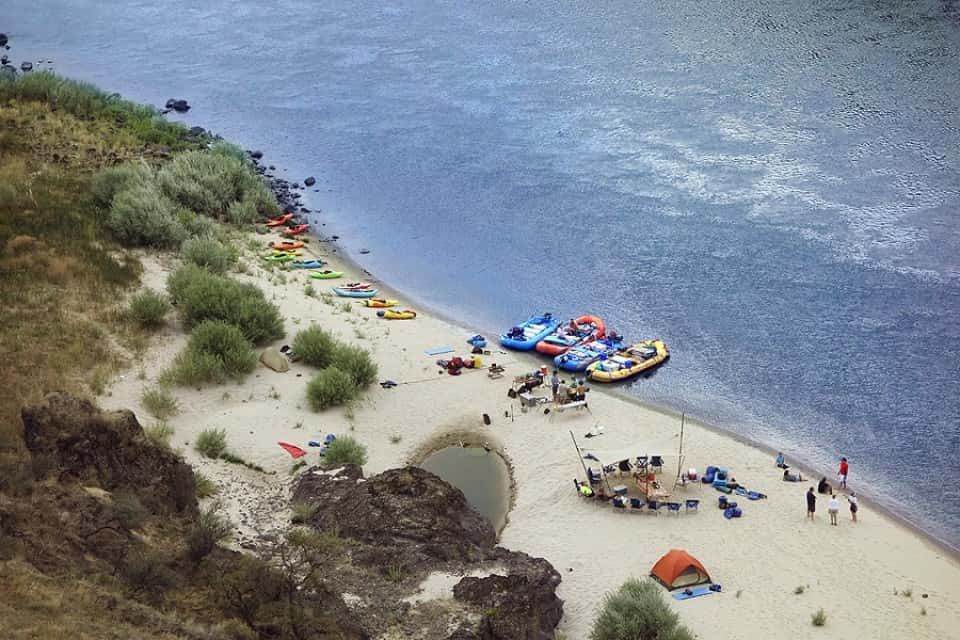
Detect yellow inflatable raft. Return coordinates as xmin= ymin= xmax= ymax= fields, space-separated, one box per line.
xmin=378 ymin=309 xmax=417 ymax=320
xmin=586 ymin=339 xmax=669 ymax=382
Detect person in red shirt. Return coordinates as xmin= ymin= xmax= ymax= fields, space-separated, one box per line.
xmin=838 ymin=457 xmax=849 ymax=489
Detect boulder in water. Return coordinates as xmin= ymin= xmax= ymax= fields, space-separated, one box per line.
xmin=249 ymin=149 xmax=264 ymax=159
xmin=260 ymin=347 xmax=290 ymax=372
xmin=0 ymin=33 xmax=7 ymax=47
xmin=20 ymin=61 xmax=33 ymax=72
xmin=304 ymin=176 xmax=316 ymax=186
xmin=164 ymin=98 xmax=190 ymax=112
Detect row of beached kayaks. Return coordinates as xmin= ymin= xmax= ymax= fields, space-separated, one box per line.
xmin=264 ymin=215 xmax=417 ymax=319
xmin=499 ymin=312 xmax=669 ymax=381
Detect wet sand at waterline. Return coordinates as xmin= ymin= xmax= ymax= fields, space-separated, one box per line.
xmin=103 ymin=236 xmax=960 ymax=639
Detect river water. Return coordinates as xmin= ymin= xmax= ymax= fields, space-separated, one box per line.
xmin=7 ymin=0 xmax=959 ymax=547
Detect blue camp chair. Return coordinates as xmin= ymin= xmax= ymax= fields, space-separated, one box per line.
xmin=647 ymin=500 xmax=661 ymax=515
xmin=650 ymin=455 xmax=665 ymax=473
xmin=685 ymin=499 xmax=700 ymax=513
xmin=630 ymin=497 xmax=644 ymax=511
xmin=665 ymin=502 xmax=682 ymax=515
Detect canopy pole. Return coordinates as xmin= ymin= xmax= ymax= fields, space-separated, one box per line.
xmin=570 ymin=430 xmax=590 ymax=481
xmin=675 ymin=413 xmax=686 ymax=486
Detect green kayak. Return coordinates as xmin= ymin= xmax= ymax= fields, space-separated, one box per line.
xmin=309 ymin=270 xmax=344 ymax=279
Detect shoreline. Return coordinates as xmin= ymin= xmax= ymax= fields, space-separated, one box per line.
xmin=305 ymin=229 xmax=960 ymax=560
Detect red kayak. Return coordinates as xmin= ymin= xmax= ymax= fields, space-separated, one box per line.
xmin=535 ymin=314 xmax=606 ymax=356
xmin=341 ymin=282 xmax=373 ymax=290
xmin=265 ymin=213 xmax=293 ymax=227
xmin=283 ymin=224 xmax=309 ymax=236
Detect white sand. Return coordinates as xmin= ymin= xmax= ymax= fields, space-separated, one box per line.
xmin=104 ymin=238 xmax=960 ymax=639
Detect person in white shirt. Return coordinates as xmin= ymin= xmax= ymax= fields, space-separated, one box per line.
xmin=848 ymin=492 xmax=858 ymax=523
xmin=828 ymin=492 xmax=841 ymax=526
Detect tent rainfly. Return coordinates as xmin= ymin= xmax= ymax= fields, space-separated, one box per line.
xmin=650 ymin=549 xmax=711 ymax=590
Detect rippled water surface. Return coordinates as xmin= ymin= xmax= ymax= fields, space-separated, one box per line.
xmin=8 ymin=0 xmax=960 ymax=546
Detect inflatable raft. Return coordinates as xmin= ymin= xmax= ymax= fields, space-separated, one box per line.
xmin=283 ymin=224 xmax=309 ymax=236
xmin=535 ymin=314 xmax=605 ymax=356
xmin=265 ymin=213 xmax=293 ymax=227
xmin=333 ymin=286 xmax=378 ymax=298
xmin=362 ymin=298 xmax=398 ymax=308
xmin=587 ymin=339 xmax=670 ymax=382
xmin=290 ymin=259 xmax=324 ymax=269
xmin=499 ymin=313 xmax=560 ymax=350
xmin=309 ymin=270 xmax=344 ymax=280
xmin=378 ymin=309 xmax=417 ymax=320
xmin=554 ymin=335 xmax=625 ymax=372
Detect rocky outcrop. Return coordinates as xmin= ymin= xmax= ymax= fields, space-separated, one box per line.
xmin=164 ymin=98 xmax=190 ymax=112
xmin=293 ymin=465 xmax=563 ymax=638
xmin=21 ymin=392 xmax=197 ymax=516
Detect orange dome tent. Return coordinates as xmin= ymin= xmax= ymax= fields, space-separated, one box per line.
xmin=650 ymin=549 xmax=711 ymax=590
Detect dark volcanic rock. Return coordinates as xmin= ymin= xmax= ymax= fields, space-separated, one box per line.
xmin=249 ymin=149 xmax=264 ymax=159
xmin=187 ymin=125 xmax=207 ymax=137
xmin=454 ymin=555 xmax=564 ymax=640
xmin=304 ymin=176 xmax=316 ymax=186
xmin=296 ymin=466 xmax=496 ymax=561
xmin=0 ymin=33 xmax=7 ymax=47
xmin=21 ymin=392 xmax=197 ymax=516
xmin=20 ymin=61 xmax=32 ymax=72
xmin=164 ymin=98 xmax=190 ymax=112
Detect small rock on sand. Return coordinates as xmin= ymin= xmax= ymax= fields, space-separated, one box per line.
xmin=260 ymin=347 xmax=290 ymax=372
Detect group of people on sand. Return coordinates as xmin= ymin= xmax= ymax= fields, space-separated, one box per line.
xmin=778 ymin=452 xmax=858 ymax=525
xmin=551 ymin=369 xmax=587 ymax=404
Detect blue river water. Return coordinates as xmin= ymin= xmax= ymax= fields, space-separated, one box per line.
xmin=7 ymin=0 xmax=960 ymax=548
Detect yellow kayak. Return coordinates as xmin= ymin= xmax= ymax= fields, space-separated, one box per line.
xmin=362 ymin=298 xmax=399 ymax=308
xmin=273 ymin=249 xmax=303 ymax=256
xmin=377 ymin=309 xmax=417 ymax=320
xmin=587 ymin=339 xmax=669 ymax=382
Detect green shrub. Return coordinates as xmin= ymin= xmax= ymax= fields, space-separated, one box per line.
xmin=291 ymin=502 xmax=318 ymax=524
xmin=306 ymin=367 xmax=357 ymax=410
xmin=175 ymin=207 xmax=216 ymax=239
xmin=113 ymin=492 xmax=149 ymax=530
xmin=227 ymin=197 xmax=258 ymax=225
xmin=181 ymin=236 xmax=235 ymax=274
xmin=209 ymin=140 xmax=251 ymax=165
xmin=590 ymin=578 xmax=695 ymax=640
xmin=195 ymin=428 xmax=228 ymax=459
xmin=156 ymin=149 xmax=279 ymax=221
xmin=108 ymin=182 xmax=186 ymax=248
xmin=193 ymin=471 xmax=218 ymax=498
xmin=91 ymin=162 xmax=154 ymax=206
xmin=811 ymin=608 xmax=827 ymax=627
xmin=331 ymin=343 xmax=378 ymax=388
xmin=323 ymin=435 xmax=368 ymax=468
xmin=141 ymin=385 xmax=180 ymax=420
xmin=144 ymin=422 xmax=175 ymax=449
xmin=128 ymin=288 xmax=170 ymax=328
xmin=167 ymin=321 xmax=257 ymax=386
xmin=186 ymin=503 xmax=232 ymax=563
xmin=122 ymin=550 xmax=176 ymax=595
xmin=293 ymin=326 xmax=338 ymax=368
xmin=166 ymin=266 xmax=284 ymax=344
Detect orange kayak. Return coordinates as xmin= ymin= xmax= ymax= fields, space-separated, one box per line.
xmin=271 ymin=241 xmax=304 ymax=251
xmin=265 ymin=213 xmax=293 ymax=227
xmin=283 ymin=224 xmax=309 ymax=236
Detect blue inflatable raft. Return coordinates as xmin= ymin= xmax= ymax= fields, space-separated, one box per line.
xmin=554 ymin=335 xmax=625 ymax=372
xmin=499 ymin=313 xmax=561 ymax=350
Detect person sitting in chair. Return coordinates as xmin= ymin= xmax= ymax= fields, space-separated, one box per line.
xmin=817 ymin=476 xmax=832 ymax=494
xmin=776 ymin=452 xmax=789 ymax=469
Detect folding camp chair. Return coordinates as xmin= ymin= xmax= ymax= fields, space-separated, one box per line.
xmin=630 ymin=497 xmax=645 ymax=512
xmin=617 ymin=459 xmax=633 ymax=477
xmin=650 ymin=455 xmax=664 ymax=473
xmin=587 ymin=467 xmax=603 ymax=487
xmin=665 ymin=502 xmax=682 ymax=515
xmin=646 ymin=500 xmax=661 ymax=515
xmin=685 ymin=499 xmax=700 ymax=513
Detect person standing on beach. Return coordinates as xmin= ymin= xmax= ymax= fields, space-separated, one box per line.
xmin=838 ymin=457 xmax=849 ymax=489
xmin=556 ymin=380 xmax=567 ymax=405
xmin=551 ymin=369 xmax=560 ymax=402
xmin=806 ymin=487 xmax=816 ymax=521
xmin=848 ymin=492 xmax=858 ymax=523
xmin=828 ymin=492 xmax=840 ymax=526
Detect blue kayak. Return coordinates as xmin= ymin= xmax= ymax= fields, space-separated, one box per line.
xmin=500 ymin=313 xmax=561 ymax=350
xmin=554 ymin=335 xmax=625 ymax=372
xmin=291 ymin=259 xmax=325 ymax=269
xmin=332 ymin=287 xmax=379 ymax=298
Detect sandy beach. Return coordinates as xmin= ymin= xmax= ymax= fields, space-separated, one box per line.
xmin=103 ymin=234 xmax=960 ymax=640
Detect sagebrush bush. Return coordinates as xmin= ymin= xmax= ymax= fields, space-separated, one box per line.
xmin=141 ymin=385 xmax=180 ymax=420
xmin=175 ymin=207 xmax=216 ymax=239
xmin=209 ymin=140 xmax=251 ymax=164
xmin=193 ymin=470 xmax=218 ymax=498
xmin=91 ymin=162 xmax=154 ymax=206
xmin=306 ymin=367 xmax=357 ymax=411
xmin=167 ymin=321 xmax=257 ymax=386
xmin=293 ymin=326 xmax=338 ymax=368
xmin=331 ymin=343 xmax=378 ymax=388
xmin=811 ymin=608 xmax=827 ymax=627
xmin=186 ymin=503 xmax=232 ymax=563
xmin=108 ymin=181 xmax=186 ymax=248
xmin=113 ymin=492 xmax=149 ymax=530
xmin=195 ymin=428 xmax=228 ymax=459
xmin=181 ymin=236 xmax=235 ymax=274
xmin=166 ymin=265 xmax=284 ymax=344
xmin=122 ymin=550 xmax=176 ymax=594
xmin=128 ymin=288 xmax=170 ymax=328
xmin=590 ymin=578 xmax=695 ymax=640
xmin=227 ymin=197 xmax=258 ymax=225
xmin=144 ymin=422 xmax=175 ymax=449
xmin=323 ymin=436 xmax=368 ymax=468
xmin=157 ymin=149 xmax=279 ymax=221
